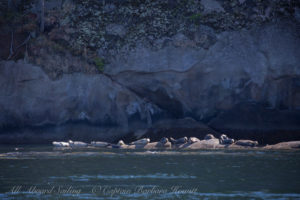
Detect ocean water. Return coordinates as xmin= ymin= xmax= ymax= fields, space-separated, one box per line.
xmin=0 ymin=145 xmax=300 ymax=200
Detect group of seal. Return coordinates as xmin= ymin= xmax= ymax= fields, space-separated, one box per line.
xmin=52 ymin=134 xmax=259 ymax=149
xmin=52 ymin=140 xmax=88 ymax=147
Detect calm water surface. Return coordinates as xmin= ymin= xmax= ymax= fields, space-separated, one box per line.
xmin=0 ymin=145 xmax=300 ymax=200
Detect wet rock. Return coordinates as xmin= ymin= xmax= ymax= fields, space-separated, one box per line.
xmin=264 ymin=141 xmax=300 ymax=150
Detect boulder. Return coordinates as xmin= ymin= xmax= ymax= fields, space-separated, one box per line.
xmin=264 ymin=141 xmax=300 ymax=150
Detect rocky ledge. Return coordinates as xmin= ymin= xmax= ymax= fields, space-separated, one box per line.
xmin=52 ymin=134 xmax=300 ymax=150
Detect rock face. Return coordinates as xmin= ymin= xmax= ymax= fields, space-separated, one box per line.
xmin=0 ymin=61 xmax=160 ymax=142
xmin=108 ymin=21 xmax=300 ymax=144
xmin=0 ymin=1 xmax=300 ymax=144
xmin=111 ymin=21 xmax=300 ymax=118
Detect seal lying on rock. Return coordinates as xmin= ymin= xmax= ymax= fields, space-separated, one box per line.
xmin=235 ymin=140 xmax=258 ymax=147
xmin=109 ymin=140 xmax=126 ymax=148
xmin=170 ymin=137 xmax=188 ymax=144
xmin=91 ymin=141 xmax=110 ymax=147
xmin=117 ymin=140 xmax=125 ymax=146
xmin=52 ymin=141 xmax=69 ymax=147
xmin=204 ymin=134 xmax=216 ymax=140
xmin=188 ymin=137 xmax=200 ymax=144
xmin=130 ymin=138 xmax=150 ymax=145
xmin=219 ymin=134 xmax=234 ymax=144
xmin=68 ymin=140 xmax=88 ymax=147
xmin=160 ymin=137 xmax=169 ymax=144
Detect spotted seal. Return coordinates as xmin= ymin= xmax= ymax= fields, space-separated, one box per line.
xmin=170 ymin=137 xmax=188 ymax=144
xmin=117 ymin=140 xmax=125 ymax=146
xmin=204 ymin=134 xmax=216 ymax=140
xmin=91 ymin=141 xmax=110 ymax=147
xmin=68 ymin=140 xmax=88 ymax=147
xmin=52 ymin=141 xmax=69 ymax=147
xmin=236 ymin=140 xmax=258 ymax=147
xmin=219 ymin=134 xmax=234 ymax=144
xmin=188 ymin=137 xmax=200 ymax=144
xmin=160 ymin=137 xmax=169 ymax=144
xmin=130 ymin=138 xmax=150 ymax=145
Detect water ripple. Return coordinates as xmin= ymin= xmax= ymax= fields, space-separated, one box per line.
xmin=50 ymin=173 xmax=197 ymax=181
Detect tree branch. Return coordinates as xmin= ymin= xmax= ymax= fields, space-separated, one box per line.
xmin=7 ymin=31 xmax=14 ymax=60
xmin=7 ymin=33 xmax=31 ymax=60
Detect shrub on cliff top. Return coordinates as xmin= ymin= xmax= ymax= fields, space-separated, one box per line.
xmin=93 ymin=57 xmax=105 ymax=72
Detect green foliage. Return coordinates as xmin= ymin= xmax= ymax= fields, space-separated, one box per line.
xmin=51 ymin=42 xmax=65 ymax=53
xmin=189 ymin=13 xmax=202 ymax=21
xmin=93 ymin=57 xmax=105 ymax=72
xmin=2 ymin=10 xmax=22 ymax=22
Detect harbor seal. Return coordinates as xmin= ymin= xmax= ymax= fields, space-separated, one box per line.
xmin=109 ymin=140 xmax=126 ymax=148
xmin=188 ymin=137 xmax=200 ymax=144
xmin=52 ymin=141 xmax=69 ymax=147
xmin=219 ymin=134 xmax=234 ymax=144
xmin=117 ymin=140 xmax=125 ymax=146
xmin=236 ymin=140 xmax=258 ymax=147
xmin=204 ymin=134 xmax=216 ymax=140
xmin=160 ymin=137 xmax=169 ymax=144
xmin=68 ymin=140 xmax=88 ymax=147
xmin=91 ymin=141 xmax=110 ymax=147
xmin=130 ymin=138 xmax=150 ymax=145
xmin=170 ymin=137 xmax=188 ymax=144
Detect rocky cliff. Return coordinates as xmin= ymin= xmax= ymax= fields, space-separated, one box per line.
xmin=0 ymin=0 xmax=300 ymax=144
